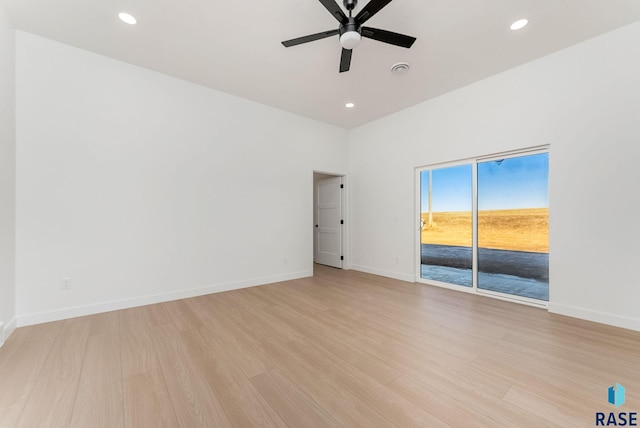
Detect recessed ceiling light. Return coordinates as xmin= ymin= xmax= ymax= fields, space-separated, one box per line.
xmin=345 ymin=102 xmax=355 ymax=109
xmin=118 ymin=12 xmax=137 ymax=25
xmin=510 ymin=19 xmax=528 ymax=31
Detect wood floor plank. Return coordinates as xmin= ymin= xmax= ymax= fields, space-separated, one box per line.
xmin=389 ymin=373 xmax=502 ymax=427
xmin=70 ymin=331 xmax=124 ymax=428
xmin=0 ymin=322 xmax=63 ymax=428
xmin=503 ymin=384 xmax=587 ymax=427
xmin=250 ymin=369 xmax=342 ymax=428
xmin=287 ymin=337 xmax=450 ymax=427
xmin=0 ymin=264 xmax=639 ymax=427
xmin=88 ymin=311 xmax=120 ymax=336
xmin=309 ymin=307 xmax=474 ymax=375
xmin=262 ymin=303 xmax=403 ymax=385
xmin=213 ymin=291 xmax=301 ymax=343
xmin=180 ymin=327 xmax=288 ymax=427
xmin=149 ymin=323 xmax=232 ymax=427
xmin=119 ymin=312 xmax=160 ymax=378
xmin=16 ymin=317 xmax=90 ymax=428
xmin=0 ymin=327 xmax=27 ymax=373
xmin=162 ymin=299 xmax=203 ymax=332
xmin=257 ymin=335 xmax=396 ymax=428
xmin=191 ymin=295 xmax=281 ymax=378
xmin=255 ymin=281 xmax=331 ymax=314
xmin=123 ymin=370 xmax=178 ymax=428
xmin=143 ymin=302 xmax=173 ymax=328
xmin=392 ymin=366 xmax=553 ymax=427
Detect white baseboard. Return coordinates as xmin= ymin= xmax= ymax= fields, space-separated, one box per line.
xmin=548 ymin=302 xmax=640 ymax=332
xmin=0 ymin=317 xmax=17 ymax=347
xmin=17 ymin=270 xmax=312 ymax=327
xmin=350 ymin=264 xmax=415 ymax=283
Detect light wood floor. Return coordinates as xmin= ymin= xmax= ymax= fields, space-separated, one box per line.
xmin=1 ymin=265 xmax=639 ymax=427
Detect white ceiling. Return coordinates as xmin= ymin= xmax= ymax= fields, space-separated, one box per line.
xmin=5 ymin=0 xmax=640 ymax=128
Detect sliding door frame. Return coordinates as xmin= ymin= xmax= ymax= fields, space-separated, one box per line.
xmin=415 ymin=145 xmax=549 ymax=308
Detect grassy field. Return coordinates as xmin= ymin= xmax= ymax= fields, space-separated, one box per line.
xmin=421 ymin=208 xmax=548 ymax=253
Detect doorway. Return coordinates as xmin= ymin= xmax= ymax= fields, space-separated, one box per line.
xmin=313 ymin=172 xmax=346 ymax=268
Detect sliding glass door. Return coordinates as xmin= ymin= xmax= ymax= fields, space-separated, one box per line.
xmin=420 ymin=165 xmax=473 ymax=287
xmin=418 ymin=149 xmax=549 ymax=305
xmin=477 ymin=153 xmax=549 ymax=300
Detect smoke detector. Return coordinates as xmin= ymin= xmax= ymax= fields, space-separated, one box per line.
xmin=391 ymin=62 xmax=410 ymax=74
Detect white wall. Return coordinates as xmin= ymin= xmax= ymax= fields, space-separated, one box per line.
xmin=15 ymin=32 xmax=347 ymax=325
xmin=348 ymin=22 xmax=640 ymax=331
xmin=0 ymin=4 xmax=16 ymax=343
xmin=12 ymin=22 xmax=640 ymax=331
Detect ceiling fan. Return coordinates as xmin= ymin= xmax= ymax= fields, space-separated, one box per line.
xmin=281 ymin=0 xmax=416 ymax=73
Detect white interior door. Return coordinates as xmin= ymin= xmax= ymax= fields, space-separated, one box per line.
xmin=316 ymin=176 xmax=342 ymax=268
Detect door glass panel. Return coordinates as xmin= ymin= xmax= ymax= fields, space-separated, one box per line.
xmin=477 ymin=153 xmax=549 ymax=300
xmin=420 ymin=165 xmax=473 ymax=287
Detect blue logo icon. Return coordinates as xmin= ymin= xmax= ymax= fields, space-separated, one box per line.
xmin=608 ymin=383 xmax=626 ymax=408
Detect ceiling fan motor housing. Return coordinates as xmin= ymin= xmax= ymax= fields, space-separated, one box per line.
xmin=340 ymin=17 xmax=361 ymax=36
xmin=339 ymin=17 xmax=362 ymax=49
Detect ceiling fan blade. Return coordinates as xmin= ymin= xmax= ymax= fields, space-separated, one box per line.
xmin=361 ymin=27 xmax=416 ymax=48
xmin=339 ymin=48 xmax=352 ymax=73
xmin=282 ymin=29 xmax=339 ymax=47
xmin=319 ymin=0 xmax=348 ymax=24
xmin=355 ymin=0 xmax=394 ymax=24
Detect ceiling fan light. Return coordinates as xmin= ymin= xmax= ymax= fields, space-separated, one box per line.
xmin=340 ymin=31 xmax=361 ymax=50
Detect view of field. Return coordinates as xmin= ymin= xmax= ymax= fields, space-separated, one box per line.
xmin=421 ymin=208 xmax=548 ymax=253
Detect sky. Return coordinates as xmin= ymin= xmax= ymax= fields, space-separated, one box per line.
xmin=420 ymin=153 xmax=549 ymax=212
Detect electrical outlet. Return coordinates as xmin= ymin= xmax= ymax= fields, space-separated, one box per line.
xmin=283 ymin=258 xmax=288 ymax=266
xmin=394 ymin=257 xmax=400 ymax=264
xmin=62 ymin=277 xmax=72 ymax=290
